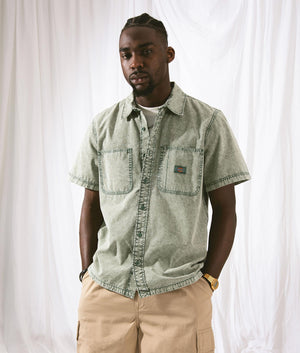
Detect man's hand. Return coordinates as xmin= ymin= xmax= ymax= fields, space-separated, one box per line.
xmin=202 ymin=183 xmax=237 ymax=279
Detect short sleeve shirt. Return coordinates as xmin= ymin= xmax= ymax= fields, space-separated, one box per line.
xmin=69 ymin=82 xmax=251 ymax=298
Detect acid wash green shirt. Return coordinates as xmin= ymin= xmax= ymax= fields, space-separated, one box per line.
xmin=69 ymin=82 xmax=251 ymax=299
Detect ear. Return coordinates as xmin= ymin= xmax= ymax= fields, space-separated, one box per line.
xmin=166 ymin=47 xmax=175 ymax=63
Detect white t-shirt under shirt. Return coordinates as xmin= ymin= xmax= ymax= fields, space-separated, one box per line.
xmin=137 ymin=103 xmax=164 ymax=131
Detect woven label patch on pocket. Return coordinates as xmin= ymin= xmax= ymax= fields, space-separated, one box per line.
xmin=174 ymin=165 xmax=186 ymax=174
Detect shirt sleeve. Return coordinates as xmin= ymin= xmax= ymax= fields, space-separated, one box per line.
xmin=204 ymin=109 xmax=251 ymax=192
xmin=69 ymin=119 xmax=99 ymax=191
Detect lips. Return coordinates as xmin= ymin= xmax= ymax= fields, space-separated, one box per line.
xmin=130 ymin=73 xmax=149 ymax=85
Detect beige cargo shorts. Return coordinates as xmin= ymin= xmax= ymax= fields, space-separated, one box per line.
xmin=77 ymin=271 xmax=214 ymax=353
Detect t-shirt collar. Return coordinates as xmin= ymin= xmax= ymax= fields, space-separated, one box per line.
xmin=121 ymin=82 xmax=186 ymax=120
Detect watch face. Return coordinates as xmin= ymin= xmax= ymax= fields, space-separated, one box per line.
xmin=203 ymin=274 xmax=219 ymax=291
xmin=212 ymin=280 xmax=219 ymax=290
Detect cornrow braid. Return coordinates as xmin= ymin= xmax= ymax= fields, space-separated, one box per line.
xmin=121 ymin=13 xmax=168 ymax=46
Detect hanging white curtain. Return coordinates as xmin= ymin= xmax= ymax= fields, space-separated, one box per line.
xmin=0 ymin=1 xmax=299 ymax=352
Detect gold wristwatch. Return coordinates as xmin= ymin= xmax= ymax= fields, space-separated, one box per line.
xmin=203 ymin=273 xmax=219 ymax=291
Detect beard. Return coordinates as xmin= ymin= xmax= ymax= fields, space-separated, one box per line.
xmin=129 ymin=73 xmax=155 ymax=97
xmin=132 ymin=83 xmax=155 ymax=97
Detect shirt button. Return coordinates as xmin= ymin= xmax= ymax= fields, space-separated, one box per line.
xmin=135 ymin=259 xmax=142 ymax=266
xmin=140 ymin=204 xmax=146 ymax=210
xmin=142 ymin=127 xmax=146 ymax=131
xmin=137 ymin=232 xmax=143 ymax=237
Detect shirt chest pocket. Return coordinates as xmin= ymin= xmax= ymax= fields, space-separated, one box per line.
xmin=157 ymin=146 xmax=204 ymax=196
xmin=98 ymin=148 xmax=133 ymax=195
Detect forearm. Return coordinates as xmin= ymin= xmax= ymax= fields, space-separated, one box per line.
xmin=79 ymin=199 xmax=103 ymax=270
xmin=202 ymin=208 xmax=237 ymax=278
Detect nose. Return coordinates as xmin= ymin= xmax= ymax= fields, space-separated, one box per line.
xmin=130 ymin=53 xmax=144 ymax=70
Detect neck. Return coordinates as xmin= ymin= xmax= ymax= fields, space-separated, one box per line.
xmin=134 ymin=82 xmax=172 ymax=107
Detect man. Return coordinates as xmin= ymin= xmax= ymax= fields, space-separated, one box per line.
xmin=70 ymin=13 xmax=250 ymax=353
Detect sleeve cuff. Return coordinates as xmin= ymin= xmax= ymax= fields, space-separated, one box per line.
xmin=205 ymin=172 xmax=251 ymax=192
xmin=69 ymin=173 xmax=99 ymax=191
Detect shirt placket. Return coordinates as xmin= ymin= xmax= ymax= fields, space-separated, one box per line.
xmin=132 ymin=107 xmax=165 ymax=297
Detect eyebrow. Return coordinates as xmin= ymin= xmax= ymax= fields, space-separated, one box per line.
xmin=119 ymin=42 xmax=155 ymax=52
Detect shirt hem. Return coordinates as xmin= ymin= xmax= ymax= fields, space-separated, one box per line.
xmin=88 ymin=267 xmax=137 ymax=298
xmin=88 ymin=265 xmax=204 ymax=299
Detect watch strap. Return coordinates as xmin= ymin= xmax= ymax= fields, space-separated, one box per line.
xmin=203 ymin=273 xmax=219 ymax=291
xmin=79 ymin=268 xmax=88 ymax=282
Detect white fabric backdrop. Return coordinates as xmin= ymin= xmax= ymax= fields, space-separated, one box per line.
xmin=0 ymin=0 xmax=299 ymax=352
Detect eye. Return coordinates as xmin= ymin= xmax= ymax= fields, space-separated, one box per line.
xmin=121 ymin=53 xmax=131 ymax=60
xmin=143 ymin=49 xmax=152 ymax=56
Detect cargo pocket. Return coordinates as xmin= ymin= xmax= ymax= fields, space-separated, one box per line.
xmin=76 ymin=321 xmax=80 ymax=341
xmin=157 ymin=146 xmax=203 ymax=196
xmin=196 ymin=327 xmax=215 ymax=352
xmin=98 ymin=148 xmax=133 ymax=195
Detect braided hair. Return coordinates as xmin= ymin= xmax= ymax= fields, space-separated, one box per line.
xmin=121 ymin=13 xmax=168 ymax=47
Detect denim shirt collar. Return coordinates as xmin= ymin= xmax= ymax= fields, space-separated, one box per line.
xmin=121 ymin=82 xmax=186 ymax=120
